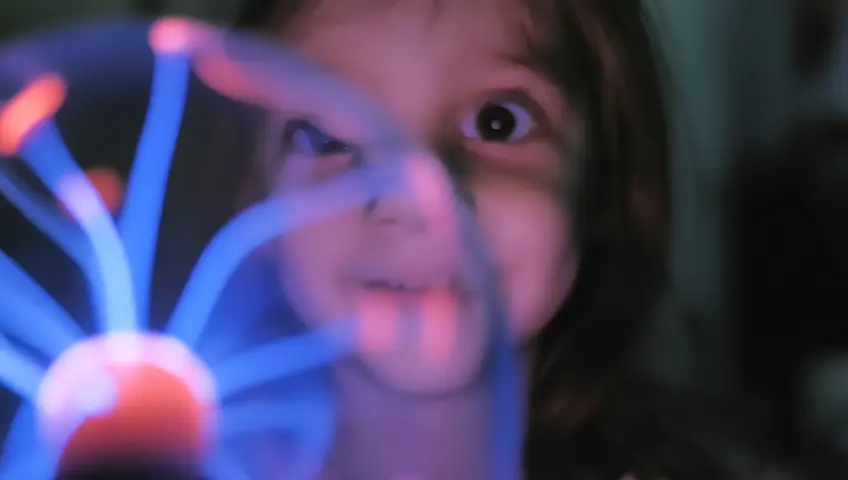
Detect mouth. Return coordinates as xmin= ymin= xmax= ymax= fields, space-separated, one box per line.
xmin=354 ymin=264 xmax=480 ymax=300
xmin=361 ymin=279 xmax=428 ymax=292
xmin=355 ymin=274 xmax=462 ymax=361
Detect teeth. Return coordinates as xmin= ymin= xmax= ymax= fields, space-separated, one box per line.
xmin=364 ymin=279 xmax=419 ymax=291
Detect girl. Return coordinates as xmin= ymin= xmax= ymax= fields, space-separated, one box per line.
xmin=224 ymin=0 xmax=725 ymax=478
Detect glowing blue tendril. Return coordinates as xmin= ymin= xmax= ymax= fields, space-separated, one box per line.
xmin=0 ymin=450 xmax=54 ymax=480
xmin=0 ymin=335 xmax=43 ymax=400
xmin=0 ymin=251 xmax=83 ymax=358
xmin=18 ymin=121 xmax=137 ymax=334
xmin=2 ymin=406 xmax=35 ymax=462
xmin=166 ymin=176 xmax=374 ymax=348
xmin=204 ymin=455 xmax=252 ymax=480
xmin=213 ymin=323 xmax=351 ymax=399
xmin=120 ymin=52 xmax=192 ymax=325
xmin=0 ymin=171 xmax=90 ymax=267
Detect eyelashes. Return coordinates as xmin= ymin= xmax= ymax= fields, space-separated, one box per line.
xmin=460 ymin=101 xmax=538 ymax=143
xmin=281 ymin=119 xmax=353 ymax=157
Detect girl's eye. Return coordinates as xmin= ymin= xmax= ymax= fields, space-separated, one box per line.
xmin=281 ymin=119 xmax=352 ymax=157
xmin=460 ymin=101 xmax=537 ymax=143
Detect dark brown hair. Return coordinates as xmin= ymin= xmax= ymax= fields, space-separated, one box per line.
xmin=231 ymin=1 xmax=721 ymax=478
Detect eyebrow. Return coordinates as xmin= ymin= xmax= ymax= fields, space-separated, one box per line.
xmin=490 ymin=47 xmax=564 ymax=101
xmin=492 ymin=22 xmax=565 ymax=84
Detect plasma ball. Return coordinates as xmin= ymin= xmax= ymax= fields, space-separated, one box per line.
xmin=35 ymin=333 xmax=219 ymax=472
xmin=0 ymin=16 xmax=522 ymax=480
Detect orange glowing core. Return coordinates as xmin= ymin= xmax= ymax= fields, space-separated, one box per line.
xmin=36 ymin=333 xmax=218 ymax=470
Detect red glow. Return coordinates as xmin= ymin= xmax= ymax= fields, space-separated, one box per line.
xmin=36 ymin=334 xmax=218 ymax=471
xmin=0 ymin=74 xmax=66 ymax=156
xmin=149 ymin=17 xmax=201 ymax=55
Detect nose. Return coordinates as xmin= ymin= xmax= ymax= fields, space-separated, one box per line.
xmin=364 ymin=194 xmax=426 ymax=234
xmin=364 ymin=153 xmax=457 ymax=238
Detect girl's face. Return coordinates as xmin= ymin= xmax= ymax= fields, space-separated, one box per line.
xmin=273 ymin=0 xmax=579 ymax=393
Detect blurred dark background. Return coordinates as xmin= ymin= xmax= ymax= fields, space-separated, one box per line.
xmin=1 ymin=0 xmax=848 ymax=478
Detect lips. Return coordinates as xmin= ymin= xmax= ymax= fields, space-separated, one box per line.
xmin=351 ymin=257 xmax=474 ymax=302
xmin=360 ymin=280 xmax=430 ymax=310
xmin=356 ymin=281 xmax=460 ymax=361
xmin=356 ymin=270 xmax=478 ymax=304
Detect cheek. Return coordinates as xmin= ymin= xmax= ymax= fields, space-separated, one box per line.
xmin=275 ymin=213 xmax=360 ymax=324
xmin=475 ymin=184 xmax=577 ymax=339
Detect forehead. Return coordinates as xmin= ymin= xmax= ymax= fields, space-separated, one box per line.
xmin=284 ymin=0 xmax=541 ymax=65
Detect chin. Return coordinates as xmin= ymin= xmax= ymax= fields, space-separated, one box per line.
xmin=358 ymin=354 xmax=484 ymax=395
xmin=355 ymin=318 xmax=493 ymax=395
